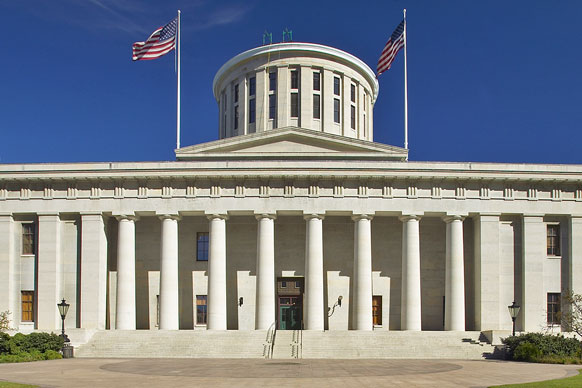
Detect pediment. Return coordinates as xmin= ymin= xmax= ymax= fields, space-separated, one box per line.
xmin=176 ymin=127 xmax=407 ymax=161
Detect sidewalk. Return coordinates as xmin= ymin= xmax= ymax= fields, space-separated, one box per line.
xmin=0 ymin=358 xmax=579 ymax=388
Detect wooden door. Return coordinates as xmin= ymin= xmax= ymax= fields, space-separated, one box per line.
xmin=372 ymin=295 xmax=382 ymax=326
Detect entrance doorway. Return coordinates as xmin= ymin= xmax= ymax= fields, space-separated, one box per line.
xmin=277 ymin=277 xmax=303 ymax=330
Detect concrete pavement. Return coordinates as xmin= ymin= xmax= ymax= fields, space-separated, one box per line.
xmin=0 ymin=358 xmax=579 ymax=388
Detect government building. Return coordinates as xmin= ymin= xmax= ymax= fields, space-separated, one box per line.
xmin=1 ymin=42 xmax=580 ymax=358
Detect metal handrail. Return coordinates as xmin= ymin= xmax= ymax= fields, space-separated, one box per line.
xmin=264 ymin=320 xmax=277 ymax=359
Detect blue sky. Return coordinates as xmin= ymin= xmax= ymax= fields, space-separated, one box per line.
xmin=1 ymin=0 xmax=581 ymax=164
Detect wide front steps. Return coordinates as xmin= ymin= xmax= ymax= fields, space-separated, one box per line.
xmin=300 ymin=331 xmax=495 ymax=359
xmin=75 ymin=330 xmax=268 ymax=358
xmin=74 ymin=330 xmax=495 ymax=359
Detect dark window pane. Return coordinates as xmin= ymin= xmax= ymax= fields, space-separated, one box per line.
xmin=197 ymin=232 xmax=209 ymax=261
xmin=234 ymin=84 xmax=239 ymax=103
xmin=547 ymin=293 xmax=561 ymax=325
xmin=249 ymin=99 xmax=256 ymax=123
xmin=234 ymin=105 xmax=239 ymax=130
xmin=269 ymin=72 xmax=277 ymax=91
xmin=547 ymin=224 xmax=560 ymax=256
xmin=196 ymin=295 xmax=207 ymax=324
xmin=351 ymin=105 xmax=356 ymax=129
xmin=351 ymin=84 xmax=356 ymax=102
xmin=249 ymin=77 xmax=256 ymax=96
xmin=313 ymin=94 xmax=320 ymax=119
xmin=291 ymin=70 xmax=298 ymax=89
xmin=334 ymin=98 xmax=340 ymax=123
xmin=333 ymin=77 xmax=340 ymax=95
xmin=269 ymin=94 xmax=276 ymax=119
xmin=313 ymin=72 xmax=320 ymax=91
xmin=291 ymin=93 xmax=298 ymax=117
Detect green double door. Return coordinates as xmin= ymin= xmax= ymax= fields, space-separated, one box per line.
xmin=278 ymin=296 xmax=302 ymax=330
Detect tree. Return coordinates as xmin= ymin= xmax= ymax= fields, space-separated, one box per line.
xmin=561 ymin=291 xmax=582 ymax=337
xmin=0 ymin=311 xmax=13 ymax=333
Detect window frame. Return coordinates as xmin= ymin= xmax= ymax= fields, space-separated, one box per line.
xmin=290 ymin=69 xmax=299 ymax=89
xmin=290 ymin=92 xmax=299 ymax=118
xmin=313 ymin=72 xmax=321 ymax=91
xmin=333 ymin=98 xmax=340 ymax=123
xmin=313 ymin=94 xmax=320 ymax=119
xmin=21 ymin=290 xmax=34 ymax=322
xmin=333 ymin=76 xmax=340 ymax=96
xmin=269 ymin=94 xmax=276 ymax=120
xmin=547 ymin=292 xmax=561 ymax=326
xmin=21 ymin=222 xmax=36 ymax=256
xmin=547 ymin=223 xmax=561 ymax=257
xmin=196 ymin=232 xmax=209 ymax=261
xmin=269 ymin=71 xmax=277 ymax=92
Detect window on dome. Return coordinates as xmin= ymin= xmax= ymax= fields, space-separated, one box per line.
xmin=333 ymin=76 xmax=340 ymax=95
xmin=334 ymin=98 xmax=340 ymax=123
xmin=291 ymin=93 xmax=298 ymax=117
xmin=313 ymin=94 xmax=320 ymax=119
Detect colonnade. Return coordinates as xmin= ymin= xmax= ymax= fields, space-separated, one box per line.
xmin=113 ymin=213 xmax=467 ymax=331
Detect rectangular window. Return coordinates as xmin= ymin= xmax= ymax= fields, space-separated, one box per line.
xmin=234 ymin=84 xmax=239 ymax=103
xmin=196 ymin=232 xmax=209 ymax=261
xmin=372 ymin=295 xmax=382 ymax=326
xmin=269 ymin=94 xmax=276 ymax=119
xmin=269 ymin=72 xmax=277 ymax=91
xmin=547 ymin=224 xmax=560 ymax=256
xmin=351 ymin=105 xmax=356 ymax=129
xmin=313 ymin=94 xmax=320 ymax=119
xmin=234 ymin=105 xmax=239 ymax=130
xmin=547 ymin=293 xmax=561 ymax=325
xmin=196 ymin=295 xmax=208 ymax=325
xmin=249 ymin=77 xmax=256 ymax=96
xmin=291 ymin=92 xmax=298 ymax=117
xmin=21 ymin=291 xmax=34 ymax=322
xmin=351 ymin=84 xmax=356 ymax=103
xmin=313 ymin=72 xmax=320 ymax=91
xmin=22 ymin=223 xmax=35 ymax=255
xmin=281 ymin=281 xmax=287 ymax=288
xmin=291 ymin=69 xmax=298 ymax=89
xmin=333 ymin=76 xmax=340 ymax=95
xmin=249 ymin=99 xmax=256 ymax=123
xmin=333 ymin=98 xmax=340 ymax=123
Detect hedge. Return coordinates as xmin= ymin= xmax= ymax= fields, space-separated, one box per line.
xmin=0 ymin=332 xmax=63 ymax=363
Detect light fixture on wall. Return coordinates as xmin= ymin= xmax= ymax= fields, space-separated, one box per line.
xmin=327 ymin=296 xmax=343 ymax=317
xmin=239 ymin=297 xmax=244 ymax=307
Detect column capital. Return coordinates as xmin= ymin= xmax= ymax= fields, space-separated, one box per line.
xmin=351 ymin=214 xmax=373 ymax=222
xmin=115 ymin=214 xmax=139 ymax=222
xmin=255 ymin=213 xmax=277 ymax=221
xmin=399 ymin=214 xmax=421 ymax=222
xmin=304 ymin=213 xmax=325 ymax=221
xmin=442 ymin=215 xmax=465 ymax=223
xmin=207 ymin=213 xmax=229 ymax=221
xmin=158 ymin=214 xmax=182 ymax=221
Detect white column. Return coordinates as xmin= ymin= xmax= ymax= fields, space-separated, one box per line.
xmin=521 ymin=215 xmax=545 ymax=331
xmin=37 ymin=214 xmax=62 ymax=330
xmin=0 ymin=214 xmax=17 ymax=328
xmin=305 ymin=214 xmax=324 ymax=330
xmin=352 ymin=215 xmax=373 ymax=330
xmin=400 ymin=215 xmax=422 ymax=331
xmin=80 ymin=213 xmax=108 ymax=330
xmin=444 ymin=216 xmax=465 ymax=331
xmin=207 ymin=214 xmax=228 ymax=330
xmin=255 ymin=214 xmax=276 ymax=330
xmin=115 ymin=215 xmax=137 ymax=330
xmin=569 ymin=216 xmax=582 ymax=296
xmin=159 ymin=215 xmax=180 ymax=330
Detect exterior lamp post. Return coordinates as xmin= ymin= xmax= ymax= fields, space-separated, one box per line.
xmin=57 ymin=298 xmax=70 ymax=343
xmin=508 ymin=301 xmax=521 ymax=337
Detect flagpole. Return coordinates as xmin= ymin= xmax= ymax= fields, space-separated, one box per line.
xmin=403 ymin=8 xmax=409 ymax=161
xmin=176 ymin=10 xmax=181 ymax=150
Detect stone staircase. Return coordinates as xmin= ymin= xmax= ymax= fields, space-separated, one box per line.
xmin=300 ymin=331 xmax=496 ymax=359
xmin=74 ymin=330 xmax=495 ymax=359
xmin=75 ymin=330 xmax=267 ymax=358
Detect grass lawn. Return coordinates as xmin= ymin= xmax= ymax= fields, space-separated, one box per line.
xmin=491 ymin=369 xmax=582 ymax=387
xmin=0 ymin=383 xmax=37 ymax=388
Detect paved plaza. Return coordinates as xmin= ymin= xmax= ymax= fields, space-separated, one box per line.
xmin=0 ymin=358 xmax=580 ymax=388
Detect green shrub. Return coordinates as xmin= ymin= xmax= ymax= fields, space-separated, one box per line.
xmin=514 ymin=342 xmax=542 ymax=362
xmin=0 ymin=332 xmax=10 ymax=354
xmin=43 ymin=350 xmax=62 ymax=360
xmin=7 ymin=333 xmax=63 ymax=354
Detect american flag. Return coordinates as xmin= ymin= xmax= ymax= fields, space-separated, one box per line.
xmin=377 ymin=20 xmax=405 ymax=76
xmin=132 ymin=17 xmax=177 ymax=61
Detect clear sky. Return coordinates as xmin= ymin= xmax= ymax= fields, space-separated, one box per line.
xmin=1 ymin=0 xmax=581 ymax=164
